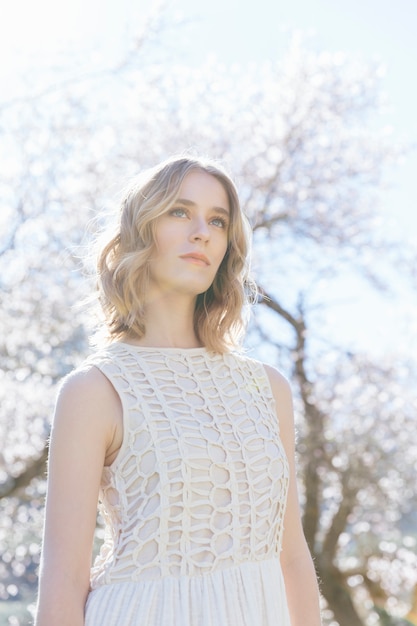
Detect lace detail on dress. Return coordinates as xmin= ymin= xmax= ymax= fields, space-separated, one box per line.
xmin=86 ymin=345 xmax=289 ymax=588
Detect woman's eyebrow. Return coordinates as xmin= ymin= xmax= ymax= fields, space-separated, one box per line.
xmin=176 ymin=198 xmax=230 ymax=216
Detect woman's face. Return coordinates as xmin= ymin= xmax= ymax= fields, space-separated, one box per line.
xmin=149 ymin=170 xmax=230 ymax=299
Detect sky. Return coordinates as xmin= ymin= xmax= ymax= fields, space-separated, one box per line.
xmin=1 ymin=0 xmax=416 ymax=356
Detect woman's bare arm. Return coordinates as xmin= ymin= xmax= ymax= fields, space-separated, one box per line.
xmin=265 ymin=365 xmax=322 ymax=626
xmin=35 ymin=366 xmax=122 ymax=626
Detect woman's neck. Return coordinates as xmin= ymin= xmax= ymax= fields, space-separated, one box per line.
xmin=125 ymin=294 xmax=202 ymax=349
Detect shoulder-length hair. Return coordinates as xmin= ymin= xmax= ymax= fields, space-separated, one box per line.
xmin=96 ymin=155 xmax=256 ymax=353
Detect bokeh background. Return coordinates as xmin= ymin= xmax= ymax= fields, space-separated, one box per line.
xmin=1 ymin=1 xmax=416 ymax=624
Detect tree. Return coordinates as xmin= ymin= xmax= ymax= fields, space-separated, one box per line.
xmin=1 ymin=30 xmax=416 ymax=625
xmin=256 ymin=290 xmax=417 ymax=624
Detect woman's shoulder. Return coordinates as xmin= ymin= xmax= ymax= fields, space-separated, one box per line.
xmin=56 ymin=351 xmax=121 ymax=412
xmin=230 ymin=351 xmax=289 ymax=381
xmin=61 ymin=343 xmax=124 ymax=384
xmin=262 ymin=363 xmax=291 ymax=395
xmin=50 ymin=361 xmax=122 ymax=466
xmin=229 ymin=351 xmax=292 ymax=399
xmin=59 ymin=361 xmax=110 ymax=393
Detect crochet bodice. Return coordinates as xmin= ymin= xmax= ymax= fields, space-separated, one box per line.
xmin=85 ymin=343 xmax=289 ymax=589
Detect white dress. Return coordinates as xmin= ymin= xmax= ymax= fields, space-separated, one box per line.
xmin=83 ymin=343 xmax=291 ymax=625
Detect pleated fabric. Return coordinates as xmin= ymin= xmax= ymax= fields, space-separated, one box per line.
xmin=85 ymin=560 xmax=290 ymax=626
xmin=82 ymin=344 xmax=291 ymax=625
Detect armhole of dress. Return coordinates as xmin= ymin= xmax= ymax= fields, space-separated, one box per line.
xmin=90 ymin=362 xmax=130 ymax=474
xmin=260 ymin=363 xmax=291 ymax=482
xmin=259 ymin=362 xmax=281 ymax=436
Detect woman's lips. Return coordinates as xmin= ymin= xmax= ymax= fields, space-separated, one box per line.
xmin=180 ymin=253 xmax=210 ymax=266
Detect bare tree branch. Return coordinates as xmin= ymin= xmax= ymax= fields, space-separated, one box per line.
xmin=321 ymin=471 xmax=360 ymax=565
xmin=258 ymin=285 xmax=325 ymax=552
xmin=0 ymin=446 xmax=48 ymax=499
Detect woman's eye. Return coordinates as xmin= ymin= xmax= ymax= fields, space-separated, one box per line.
xmin=170 ymin=208 xmax=187 ymax=218
xmin=211 ymin=217 xmax=228 ymax=229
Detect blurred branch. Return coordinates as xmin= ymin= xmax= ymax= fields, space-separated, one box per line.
xmin=257 ymin=286 xmax=300 ymax=329
xmin=258 ymin=285 xmax=325 ymax=552
xmin=321 ymin=471 xmax=359 ymax=565
xmin=0 ymin=446 xmax=48 ymax=499
xmin=258 ymin=284 xmax=365 ymax=625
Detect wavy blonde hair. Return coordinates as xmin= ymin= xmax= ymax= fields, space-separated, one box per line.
xmin=96 ymin=155 xmax=256 ymax=352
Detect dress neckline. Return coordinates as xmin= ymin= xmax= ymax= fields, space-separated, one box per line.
xmin=114 ymin=342 xmax=209 ymax=355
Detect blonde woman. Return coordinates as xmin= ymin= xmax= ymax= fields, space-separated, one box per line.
xmin=36 ymin=156 xmax=322 ymax=626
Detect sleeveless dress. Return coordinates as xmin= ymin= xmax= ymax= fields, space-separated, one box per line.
xmin=83 ymin=343 xmax=291 ymax=626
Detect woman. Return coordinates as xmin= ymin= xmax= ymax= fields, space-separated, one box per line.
xmin=35 ymin=155 xmax=322 ymax=625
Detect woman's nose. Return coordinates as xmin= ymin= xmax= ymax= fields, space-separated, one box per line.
xmin=189 ymin=217 xmax=210 ymax=242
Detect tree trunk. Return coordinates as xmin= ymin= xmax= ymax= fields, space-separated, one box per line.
xmin=319 ymin=564 xmax=365 ymax=626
